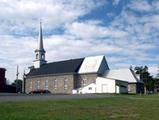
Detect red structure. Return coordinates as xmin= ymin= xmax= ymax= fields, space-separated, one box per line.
xmin=0 ymin=68 xmax=6 ymax=92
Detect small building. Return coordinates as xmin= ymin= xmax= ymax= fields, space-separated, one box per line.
xmin=105 ymin=69 xmax=144 ymax=93
xmin=74 ymin=77 xmax=128 ymax=94
xmin=24 ymin=22 xmax=143 ymax=94
xmin=0 ymin=68 xmax=6 ymax=92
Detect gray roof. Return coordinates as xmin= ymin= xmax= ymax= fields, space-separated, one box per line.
xmin=27 ymin=58 xmax=84 ymax=77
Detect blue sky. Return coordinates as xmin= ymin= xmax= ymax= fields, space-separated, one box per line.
xmin=0 ymin=0 xmax=158 ymax=82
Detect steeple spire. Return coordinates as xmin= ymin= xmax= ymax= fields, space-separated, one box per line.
xmin=38 ymin=20 xmax=44 ymax=50
xmin=33 ymin=20 xmax=47 ymax=69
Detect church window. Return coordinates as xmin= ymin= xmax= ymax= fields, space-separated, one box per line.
xmin=89 ymin=87 xmax=92 ymax=90
xmin=36 ymin=80 xmax=40 ymax=89
xmin=36 ymin=54 xmax=38 ymax=59
xmin=64 ymin=79 xmax=68 ymax=90
xmin=45 ymin=80 xmax=48 ymax=90
xmin=81 ymin=78 xmax=86 ymax=87
xmin=42 ymin=54 xmax=45 ymax=59
xmin=30 ymin=81 xmax=32 ymax=90
xmin=54 ymin=79 xmax=57 ymax=89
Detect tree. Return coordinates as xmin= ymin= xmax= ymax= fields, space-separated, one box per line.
xmin=153 ymin=65 xmax=159 ymax=92
xmin=12 ymin=79 xmax=22 ymax=93
xmin=157 ymin=65 xmax=159 ymax=78
xmin=134 ymin=66 xmax=154 ymax=94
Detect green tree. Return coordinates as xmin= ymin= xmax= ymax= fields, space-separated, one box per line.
xmin=134 ymin=66 xmax=154 ymax=94
xmin=154 ymin=65 xmax=159 ymax=92
xmin=157 ymin=65 xmax=159 ymax=78
xmin=12 ymin=79 xmax=22 ymax=93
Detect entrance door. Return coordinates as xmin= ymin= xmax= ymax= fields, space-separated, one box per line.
xmin=102 ymin=84 xmax=108 ymax=93
xmin=116 ymin=85 xmax=120 ymax=93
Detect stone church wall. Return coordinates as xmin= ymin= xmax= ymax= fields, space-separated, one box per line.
xmin=76 ymin=73 xmax=97 ymax=88
xmin=128 ymin=83 xmax=137 ymax=93
xmin=128 ymin=83 xmax=144 ymax=94
xmin=25 ymin=74 xmax=74 ymax=94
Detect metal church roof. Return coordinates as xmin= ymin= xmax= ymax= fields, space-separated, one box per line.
xmin=105 ymin=68 xmax=140 ymax=83
xmin=27 ymin=58 xmax=84 ymax=77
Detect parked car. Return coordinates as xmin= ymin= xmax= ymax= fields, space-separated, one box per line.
xmin=29 ymin=89 xmax=51 ymax=94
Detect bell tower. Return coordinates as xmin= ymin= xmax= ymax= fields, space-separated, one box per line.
xmin=33 ymin=21 xmax=47 ymax=68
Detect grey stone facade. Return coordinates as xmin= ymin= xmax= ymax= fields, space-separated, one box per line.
xmin=25 ymin=73 xmax=98 ymax=94
xmin=128 ymin=83 xmax=136 ymax=93
xmin=77 ymin=73 xmax=97 ymax=87
xmin=128 ymin=83 xmax=144 ymax=94
xmin=26 ymin=74 xmax=74 ymax=94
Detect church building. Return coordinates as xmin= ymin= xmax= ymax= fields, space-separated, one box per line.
xmin=25 ymin=22 xmax=144 ymax=94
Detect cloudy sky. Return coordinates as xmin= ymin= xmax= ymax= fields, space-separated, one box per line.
xmin=0 ymin=0 xmax=159 ymax=83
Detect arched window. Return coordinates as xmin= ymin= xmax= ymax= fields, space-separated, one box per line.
xmin=30 ymin=81 xmax=32 ymax=90
xmin=54 ymin=79 xmax=57 ymax=89
xmin=45 ymin=80 xmax=48 ymax=90
xmin=81 ymin=78 xmax=86 ymax=87
xmin=36 ymin=54 xmax=38 ymax=59
xmin=42 ymin=54 xmax=45 ymax=59
xmin=64 ymin=79 xmax=68 ymax=90
xmin=36 ymin=80 xmax=40 ymax=89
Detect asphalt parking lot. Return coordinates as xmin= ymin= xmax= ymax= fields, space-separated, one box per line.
xmin=0 ymin=93 xmax=109 ymax=102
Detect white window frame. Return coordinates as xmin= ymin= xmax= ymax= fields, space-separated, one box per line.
xmin=30 ymin=81 xmax=32 ymax=90
xmin=36 ymin=80 xmax=40 ymax=89
xmin=81 ymin=78 xmax=86 ymax=87
xmin=45 ymin=80 xmax=48 ymax=90
xmin=54 ymin=79 xmax=57 ymax=90
xmin=64 ymin=79 xmax=68 ymax=90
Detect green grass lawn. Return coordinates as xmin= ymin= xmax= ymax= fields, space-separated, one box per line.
xmin=0 ymin=94 xmax=159 ymax=120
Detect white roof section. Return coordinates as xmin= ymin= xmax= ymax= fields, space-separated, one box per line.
xmin=105 ymin=69 xmax=139 ymax=83
xmin=78 ymin=55 xmax=105 ymax=74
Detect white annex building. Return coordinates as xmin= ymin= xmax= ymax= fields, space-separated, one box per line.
xmin=72 ymin=55 xmax=143 ymax=94
xmin=24 ymin=23 xmax=144 ymax=94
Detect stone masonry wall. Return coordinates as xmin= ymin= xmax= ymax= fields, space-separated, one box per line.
xmin=25 ymin=74 xmax=74 ymax=94
xmin=128 ymin=83 xmax=137 ymax=93
xmin=76 ymin=73 xmax=97 ymax=88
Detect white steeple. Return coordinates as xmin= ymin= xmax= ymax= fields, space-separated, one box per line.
xmin=33 ymin=21 xmax=47 ymax=68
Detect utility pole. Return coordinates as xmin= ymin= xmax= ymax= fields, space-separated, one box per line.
xmin=23 ymin=69 xmax=26 ymax=93
xmin=15 ymin=65 xmax=19 ymax=93
xmin=16 ymin=65 xmax=19 ymax=80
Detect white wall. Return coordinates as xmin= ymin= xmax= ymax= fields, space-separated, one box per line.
xmin=72 ymin=77 xmax=128 ymax=94
xmin=77 ymin=83 xmax=96 ymax=94
xmin=33 ymin=61 xmax=41 ymax=68
xmin=78 ymin=55 xmax=104 ymax=74
xmin=96 ymin=77 xmax=116 ymax=93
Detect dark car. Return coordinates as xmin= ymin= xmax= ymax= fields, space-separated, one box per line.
xmin=29 ymin=89 xmax=51 ymax=94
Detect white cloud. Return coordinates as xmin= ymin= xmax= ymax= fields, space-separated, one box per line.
xmin=112 ymin=0 xmax=120 ymax=5
xmin=128 ymin=0 xmax=152 ymax=12
xmin=65 ymin=21 xmax=128 ymax=39
xmin=148 ymin=65 xmax=158 ymax=77
xmin=0 ymin=0 xmax=106 ymax=35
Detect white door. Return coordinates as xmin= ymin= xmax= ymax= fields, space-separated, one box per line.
xmin=102 ymin=84 xmax=108 ymax=93
xmin=116 ymin=86 xmax=120 ymax=93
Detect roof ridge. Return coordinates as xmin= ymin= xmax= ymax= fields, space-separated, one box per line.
xmin=47 ymin=57 xmax=84 ymax=64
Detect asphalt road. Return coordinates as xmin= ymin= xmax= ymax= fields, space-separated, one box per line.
xmin=0 ymin=93 xmax=110 ymax=102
